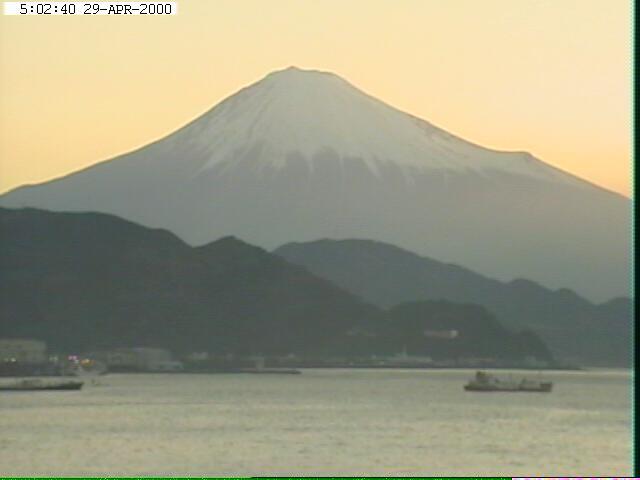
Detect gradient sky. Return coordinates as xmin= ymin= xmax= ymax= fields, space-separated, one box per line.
xmin=0 ymin=0 xmax=631 ymax=196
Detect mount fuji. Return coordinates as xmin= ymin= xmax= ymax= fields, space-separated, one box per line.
xmin=0 ymin=67 xmax=629 ymax=301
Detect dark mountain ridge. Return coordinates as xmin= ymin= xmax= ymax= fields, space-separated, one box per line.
xmin=0 ymin=207 xmax=551 ymax=364
xmin=0 ymin=208 xmax=379 ymax=355
xmin=274 ymin=239 xmax=631 ymax=366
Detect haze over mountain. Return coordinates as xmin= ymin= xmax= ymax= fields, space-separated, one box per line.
xmin=0 ymin=207 xmax=551 ymax=363
xmin=0 ymin=67 xmax=629 ymax=301
xmin=275 ymin=239 xmax=631 ymax=366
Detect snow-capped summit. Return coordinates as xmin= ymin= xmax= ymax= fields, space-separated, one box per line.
xmin=0 ymin=67 xmax=629 ymax=301
xmin=166 ymin=66 xmax=579 ymax=183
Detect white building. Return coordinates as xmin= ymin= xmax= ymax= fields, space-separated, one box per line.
xmin=90 ymin=347 xmax=182 ymax=371
xmin=0 ymin=338 xmax=47 ymax=364
xmin=423 ymin=329 xmax=459 ymax=339
xmin=186 ymin=351 xmax=209 ymax=362
xmin=129 ymin=347 xmax=173 ymax=370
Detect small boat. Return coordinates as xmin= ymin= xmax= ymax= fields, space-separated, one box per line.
xmin=0 ymin=378 xmax=84 ymax=391
xmin=464 ymin=370 xmax=552 ymax=392
xmin=238 ymin=368 xmax=301 ymax=374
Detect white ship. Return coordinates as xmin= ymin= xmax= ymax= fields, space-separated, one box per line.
xmin=464 ymin=371 xmax=552 ymax=392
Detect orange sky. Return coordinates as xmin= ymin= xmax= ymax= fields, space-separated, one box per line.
xmin=0 ymin=0 xmax=631 ymax=196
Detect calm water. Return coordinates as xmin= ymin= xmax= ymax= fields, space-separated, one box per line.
xmin=0 ymin=369 xmax=631 ymax=476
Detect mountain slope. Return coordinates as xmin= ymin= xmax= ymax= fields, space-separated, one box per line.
xmin=0 ymin=67 xmax=629 ymax=301
xmin=0 ymin=207 xmax=381 ymax=354
xmin=0 ymin=207 xmax=552 ymax=363
xmin=274 ymin=239 xmax=631 ymax=366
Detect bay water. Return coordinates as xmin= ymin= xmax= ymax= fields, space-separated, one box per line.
xmin=0 ymin=368 xmax=631 ymax=476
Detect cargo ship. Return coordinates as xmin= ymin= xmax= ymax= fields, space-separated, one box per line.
xmin=464 ymin=371 xmax=552 ymax=392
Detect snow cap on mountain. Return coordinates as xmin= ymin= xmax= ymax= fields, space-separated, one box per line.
xmin=163 ymin=66 xmax=578 ymax=184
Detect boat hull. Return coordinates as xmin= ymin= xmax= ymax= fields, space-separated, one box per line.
xmin=0 ymin=381 xmax=84 ymax=391
xmin=464 ymin=383 xmax=552 ymax=393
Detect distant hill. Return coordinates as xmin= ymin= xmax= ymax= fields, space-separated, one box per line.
xmin=336 ymin=300 xmax=553 ymax=363
xmin=0 ymin=208 xmax=552 ymax=364
xmin=0 ymin=207 xmax=380 ymax=355
xmin=274 ymin=239 xmax=631 ymax=366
